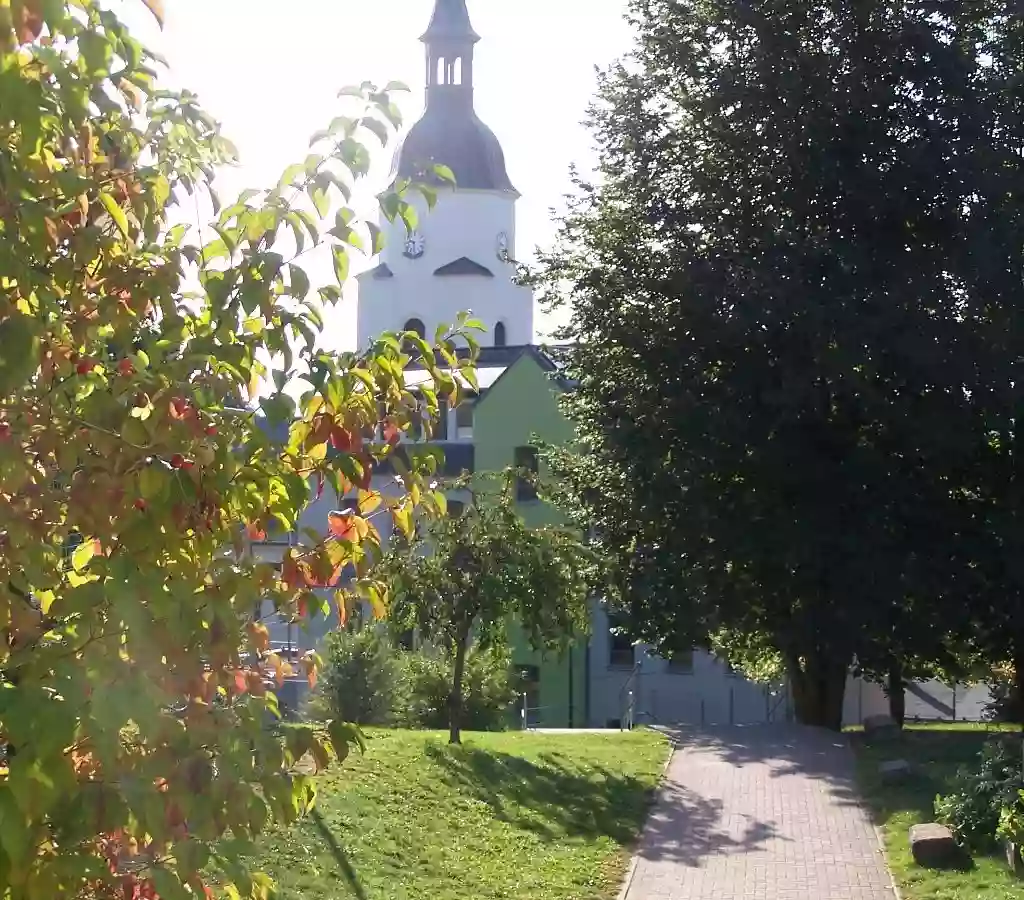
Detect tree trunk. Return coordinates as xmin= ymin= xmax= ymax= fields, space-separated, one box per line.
xmin=1011 ymin=638 xmax=1024 ymax=730
xmin=886 ymin=656 xmax=906 ymax=728
xmin=448 ymin=634 xmax=469 ymax=745
xmin=787 ymin=650 xmax=848 ymax=731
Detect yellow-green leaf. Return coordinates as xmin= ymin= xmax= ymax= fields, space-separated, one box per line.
xmin=99 ymin=192 xmax=130 ymax=239
xmin=71 ymin=539 xmax=98 ymax=572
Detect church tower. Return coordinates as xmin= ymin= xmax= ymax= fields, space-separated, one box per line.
xmin=355 ymin=0 xmax=534 ymax=349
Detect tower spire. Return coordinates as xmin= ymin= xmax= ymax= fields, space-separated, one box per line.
xmin=421 ymin=0 xmax=480 ymax=44
xmin=392 ymin=0 xmax=516 ymax=193
xmin=421 ymin=0 xmax=478 ymax=106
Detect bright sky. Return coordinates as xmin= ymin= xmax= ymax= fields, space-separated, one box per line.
xmin=122 ymin=0 xmax=635 ymax=348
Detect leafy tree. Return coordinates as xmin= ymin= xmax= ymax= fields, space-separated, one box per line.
xmin=377 ymin=475 xmax=594 ymax=744
xmin=539 ymin=0 xmax=1024 ymax=729
xmin=0 ymin=2 xmax=477 ymax=897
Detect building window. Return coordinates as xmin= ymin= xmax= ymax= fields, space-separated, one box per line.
xmin=608 ymin=614 xmax=635 ymax=669
xmin=448 ymin=499 xmax=465 ymax=517
xmin=403 ymin=318 xmax=426 ymax=339
xmin=455 ymin=400 xmax=474 ymax=440
xmin=494 ymin=321 xmax=507 ymax=347
xmin=667 ymin=650 xmax=694 ymax=675
xmin=514 ymin=445 xmax=538 ymax=501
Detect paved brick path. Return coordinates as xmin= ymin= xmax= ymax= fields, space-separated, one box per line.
xmin=621 ymin=726 xmax=894 ymax=900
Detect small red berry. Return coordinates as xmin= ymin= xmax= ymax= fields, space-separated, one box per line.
xmin=134 ymin=498 xmax=147 ymax=511
xmin=170 ymin=453 xmax=185 ymax=469
xmin=205 ymin=425 xmax=217 ymax=436
xmin=76 ymin=360 xmax=94 ymax=375
xmin=0 ymin=422 xmax=10 ymax=440
xmin=117 ymin=359 xmax=134 ymax=377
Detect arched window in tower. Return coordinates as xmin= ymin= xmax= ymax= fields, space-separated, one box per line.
xmin=452 ymin=57 xmax=462 ymax=85
xmin=494 ymin=321 xmax=507 ymax=347
xmin=403 ymin=318 xmax=426 ymax=339
xmin=436 ymin=57 xmax=445 ymax=85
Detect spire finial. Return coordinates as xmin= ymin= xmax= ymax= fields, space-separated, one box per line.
xmin=421 ymin=0 xmax=480 ymax=44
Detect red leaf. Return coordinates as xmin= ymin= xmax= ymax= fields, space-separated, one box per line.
xmin=233 ymin=670 xmax=248 ymax=695
xmin=382 ymin=419 xmax=400 ymax=446
xmin=330 ymin=425 xmax=354 ymax=451
xmin=246 ymin=522 xmax=267 ymax=540
xmin=328 ymin=511 xmax=355 ymax=541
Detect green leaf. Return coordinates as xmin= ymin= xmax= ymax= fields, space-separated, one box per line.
xmin=432 ymin=163 xmax=456 ymax=186
xmin=361 ymin=116 xmax=389 ymax=146
xmin=138 ymin=465 xmax=166 ymax=500
xmin=332 ymin=246 xmax=350 ymax=285
xmin=99 ymin=192 xmax=131 ymax=239
xmin=288 ymin=264 xmax=310 ymax=300
xmin=279 ymin=163 xmax=306 ymax=190
xmin=367 ymin=222 xmax=386 ymax=255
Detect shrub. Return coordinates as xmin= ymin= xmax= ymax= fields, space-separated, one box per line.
xmin=309 ymin=626 xmax=411 ymax=725
xmin=935 ymin=737 xmax=1023 ymax=850
xmin=404 ymin=645 xmax=518 ymax=731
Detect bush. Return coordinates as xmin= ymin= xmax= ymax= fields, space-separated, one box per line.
xmin=935 ymin=737 xmax=1023 ymax=850
xmin=308 ymin=630 xmax=519 ymax=732
xmin=404 ymin=645 xmax=519 ymax=732
xmin=308 ymin=626 xmax=411 ymax=725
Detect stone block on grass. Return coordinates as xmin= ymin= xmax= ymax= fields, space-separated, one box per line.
xmin=879 ymin=758 xmax=912 ymax=781
xmin=910 ymin=823 xmax=960 ymax=868
xmin=864 ymin=713 xmax=901 ymax=741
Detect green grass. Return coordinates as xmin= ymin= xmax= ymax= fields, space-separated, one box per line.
xmin=852 ymin=722 xmax=1023 ymax=899
xmin=250 ymin=729 xmax=669 ymax=900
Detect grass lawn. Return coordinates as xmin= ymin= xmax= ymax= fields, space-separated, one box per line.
xmin=250 ymin=728 xmax=669 ymax=900
xmin=852 ymin=722 xmax=1022 ymax=899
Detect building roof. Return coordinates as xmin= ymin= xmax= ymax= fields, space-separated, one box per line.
xmin=392 ymin=0 xmax=517 ymax=194
xmin=392 ymin=110 xmax=516 ymax=194
xmin=434 ymin=257 xmax=494 ymax=277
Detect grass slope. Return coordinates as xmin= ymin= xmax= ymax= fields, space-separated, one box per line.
xmin=853 ymin=723 xmax=1022 ymax=899
xmin=253 ymin=729 xmax=668 ymax=900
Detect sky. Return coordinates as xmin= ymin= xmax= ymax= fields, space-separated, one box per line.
xmin=122 ymin=0 xmax=635 ymax=348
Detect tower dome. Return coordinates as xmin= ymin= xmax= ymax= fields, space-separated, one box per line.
xmin=392 ymin=0 xmax=517 ymax=194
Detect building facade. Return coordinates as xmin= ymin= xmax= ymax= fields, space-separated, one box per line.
xmin=253 ymin=0 xmax=882 ymax=729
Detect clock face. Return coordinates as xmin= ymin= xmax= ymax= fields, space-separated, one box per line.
xmin=403 ymin=231 xmax=426 ymax=259
xmin=496 ymin=231 xmax=510 ymax=261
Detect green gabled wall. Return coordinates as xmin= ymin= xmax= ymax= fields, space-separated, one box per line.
xmin=474 ymin=350 xmax=587 ymax=727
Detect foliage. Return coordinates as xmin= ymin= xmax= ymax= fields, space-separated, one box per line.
xmin=854 ymin=724 xmax=1024 ymax=900
xmin=403 ymin=645 xmax=518 ymax=732
xmin=997 ymin=790 xmax=1024 ymax=852
xmin=935 ymin=738 xmax=1023 ymax=851
xmin=537 ymin=0 xmax=1024 ymax=729
xmin=0 ymin=2 xmax=480 ymax=897
xmin=307 ymin=626 xmax=410 ymax=727
xmin=244 ymin=729 xmax=669 ymax=900
xmin=377 ymin=473 xmax=596 ymax=743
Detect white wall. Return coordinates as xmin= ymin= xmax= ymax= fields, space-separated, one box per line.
xmin=356 ymin=188 xmax=534 ymax=347
xmin=586 ymin=603 xmax=778 ymax=728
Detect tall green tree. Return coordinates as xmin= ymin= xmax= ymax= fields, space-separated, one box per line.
xmin=0 ymin=1 xmax=476 ymax=897
xmin=376 ymin=475 xmax=595 ymax=744
xmin=540 ymin=0 xmax=1024 ymax=729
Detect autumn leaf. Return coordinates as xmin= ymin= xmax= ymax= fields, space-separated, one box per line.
xmin=142 ymin=0 xmax=165 ymax=27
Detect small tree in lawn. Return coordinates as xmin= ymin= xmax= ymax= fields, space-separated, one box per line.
xmin=0 ymin=2 xmax=478 ymax=897
xmin=377 ymin=474 xmax=595 ymax=744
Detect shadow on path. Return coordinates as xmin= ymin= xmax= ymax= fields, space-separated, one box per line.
xmin=636 ymin=779 xmax=785 ymax=867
